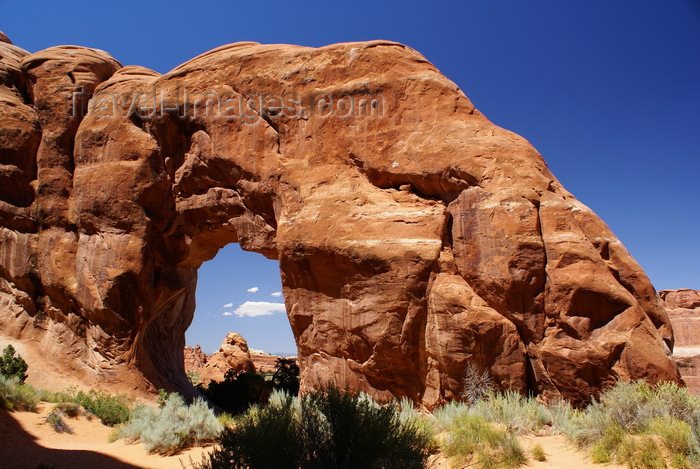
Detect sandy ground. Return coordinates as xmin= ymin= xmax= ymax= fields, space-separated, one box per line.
xmin=0 ymin=403 xmax=628 ymax=469
xmin=0 ymin=403 xmax=211 ymax=469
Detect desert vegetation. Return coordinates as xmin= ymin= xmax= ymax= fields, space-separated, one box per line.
xmin=117 ymin=391 xmax=221 ymax=455
xmin=200 ymin=358 xmax=301 ymax=415
xmin=2 ymin=344 xmax=700 ymax=468
xmin=192 ymin=387 xmax=432 ymax=469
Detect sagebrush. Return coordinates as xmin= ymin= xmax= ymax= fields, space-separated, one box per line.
xmin=118 ymin=393 xmax=221 ymax=455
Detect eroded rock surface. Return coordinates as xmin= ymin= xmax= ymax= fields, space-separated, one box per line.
xmin=183 ymin=332 xmax=255 ymax=384
xmin=0 ymin=33 xmax=681 ymax=405
xmin=661 ymin=289 xmax=700 ymax=393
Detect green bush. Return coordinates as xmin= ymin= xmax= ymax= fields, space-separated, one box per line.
xmin=0 ymin=344 xmax=28 ymax=383
xmin=443 ymin=413 xmax=526 ymax=469
xmin=118 ymin=393 xmax=221 ymax=455
xmin=0 ymin=375 xmax=40 ymax=411
xmin=74 ymin=389 xmax=131 ymax=426
xmin=200 ymin=387 xmax=431 ymax=469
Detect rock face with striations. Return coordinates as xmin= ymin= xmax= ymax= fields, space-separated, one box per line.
xmin=0 ymin=33 xmax=681 ymax=405
xmin=661 ymin=289 xmax=700 ymax=393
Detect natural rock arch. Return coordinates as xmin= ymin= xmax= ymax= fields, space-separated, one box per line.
xmin=0 ymin=36 xmax=681 ymax=406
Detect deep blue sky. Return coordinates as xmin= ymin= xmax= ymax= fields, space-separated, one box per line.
xmin=3 ymin=0 xmax=698 ymax=354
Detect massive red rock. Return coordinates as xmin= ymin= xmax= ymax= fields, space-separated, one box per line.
xmin=0 ymin=33 xmax=681 ymax=405
xmin=661 ymin=289 xmax=700 ymax=393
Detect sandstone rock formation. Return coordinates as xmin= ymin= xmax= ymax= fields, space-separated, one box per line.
xmin=0 ymin=33 xmax=682 ymax=405
xmin=183 ymin=332 xmax=255 ymax=384
xmin=661 ymin=289 xmax=700 ymax=393
xmin=250 ymin=351 xmax=289 ymax=375
xmin=184 ymin=333 xmax=292 ymax=383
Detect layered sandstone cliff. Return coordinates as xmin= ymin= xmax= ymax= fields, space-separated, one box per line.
xmin=0 ymin=33 xmax=681 ymax=405
xmin=661 ymin=289 xmax=700 ymax=393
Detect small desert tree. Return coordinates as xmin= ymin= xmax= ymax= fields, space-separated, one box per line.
xmin=0 ymin=345 xmax=28 ymax=384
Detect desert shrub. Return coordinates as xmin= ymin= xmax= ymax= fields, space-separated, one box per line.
xmin=649 ymin=415 xmax=693 ymax=465
xmin=473 ymin=389 xmax=551 ymax=433
xmin=204 ymin=370 xmax=272 ymax=415
xmin=0 ymin=344 xmax=28 ymax=383
xmin=443 ymin=413 xmax=526 ymax=469
xmin=548 ymin=380 xmax=700 ymax=467
xmin=618 ymin=435 xmax=666 ymax=469
xmin=530 ymin=443 xmax=546 ymax=461
xmin=74 ymin=389 xmax=131 ymax=426
xmin=648 ymin=381 xmax=700 ymax=422
xmin=690 ymin=411 xmax=700 ymax=467
xmin=46 ymin=409 xmax=72 ymax=434
xmin=398 ymin=397 xmax=437 ymax=451
xmin=201 ymin=386 xmax=431 ymax=469
xmin=0 ymin=375 xmax=40 ymax=411
xmin=589 ymin=425 xmax=625 ymax=464
xmin=571 ymin=380 xmax=655 ymax=446
xmin=54 ymin=401 xmax=81 ymax=418
xmin=547 ymin=398 xmax=587 ymax=440
xmin=301 ymin=386 xmax=430 ymax=468
xmin=596 ymin=380 xmax=652 ymax=432
xmin=49 ymin=386 xmax=78 ymax=404
xmin=433 ymin=400 xmax=475 ymax=431
xmin=462 ymin=363 xmax=495 ymax=405
xmin=118 ymin=393 xmax=221 ymax=455
xmin=208 ymin=393 xmax=301 ymax=469
xmin=217 ymin=412 xmax=236 ymax=428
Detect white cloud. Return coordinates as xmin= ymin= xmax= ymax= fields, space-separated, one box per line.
xmin=222 ymin=311 xmax=233 ymax=316
xmin=222 ymin=302 xmax=234 ymax=309
xmin=233 ymin=301 xmax=285 ymax=318
xmin=247 ymin=286 xmax=259 ymax=293
xmin=270 ymin=291 xmax=282 ymax=297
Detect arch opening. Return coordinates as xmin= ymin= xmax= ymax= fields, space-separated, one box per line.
xmin=186 ymin=243 xmax=296 ymax=357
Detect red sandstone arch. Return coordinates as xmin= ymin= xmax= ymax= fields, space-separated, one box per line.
xmin=0 ymin=37 xmax=681 ymax=405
